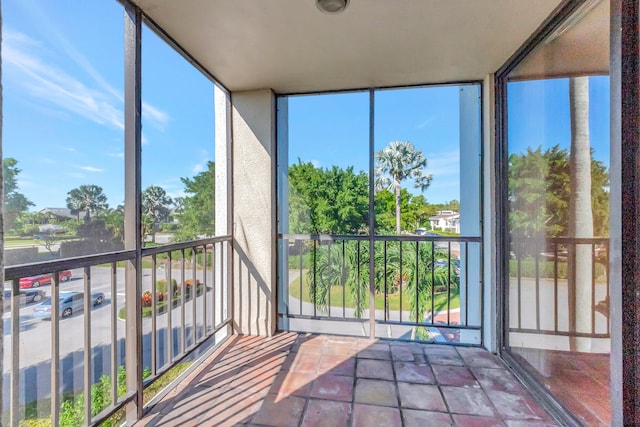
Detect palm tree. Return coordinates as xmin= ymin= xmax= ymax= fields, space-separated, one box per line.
xmin=99 ymin=208 xmax=125 ymax=245
xmin=142 ymin=185 xmax=173 ymax=243
xmin=568 ymin=76 xmax=594 ymax=352
xmin=375 ymin=141 xmax=432 ymax=234
xmin=66 ymin=184 xmax=108 ymax=222
xmin=309 ymin=240 xmax=454 ymax=339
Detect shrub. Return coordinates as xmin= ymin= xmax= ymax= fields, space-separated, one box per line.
xmin=58 ymin=365 xmax=153 ymax=427
xmin=156 ymin=279 xmax=178 ymax=296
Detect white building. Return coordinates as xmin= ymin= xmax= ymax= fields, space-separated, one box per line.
xmin=429 ymin=210 xmax=460 ymax=233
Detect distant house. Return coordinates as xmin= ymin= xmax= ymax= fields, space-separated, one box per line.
xmin=429 ymin=210 xmax=460 ymax=233
xmin=39 ymin=207 xmax=86 ymax=222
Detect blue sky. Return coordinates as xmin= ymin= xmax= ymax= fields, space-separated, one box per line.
xmin=288 ymin=85 xmax=466 ymax=204
xmin=3 ymin=0 xmax=214 ymax=211
xmin=2 ymin=1 xmax=610 ymax=212
xmin=508 ymin=76 xmax=610 ymax=166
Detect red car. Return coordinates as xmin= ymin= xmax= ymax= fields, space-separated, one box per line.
xmin=19 ymin=271 xmax=72 ymax=288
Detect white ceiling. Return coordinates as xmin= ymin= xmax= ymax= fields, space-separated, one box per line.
xmin=133 ymin=0 xmax=563 ymax=94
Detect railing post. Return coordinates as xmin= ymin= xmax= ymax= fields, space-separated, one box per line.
xmin=368 ymin=88 xmax=376 ymax=339
xmin=124 ymin=2 xmax=143 ymax=423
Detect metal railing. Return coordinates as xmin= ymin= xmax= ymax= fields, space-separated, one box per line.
xmin=4 ymin=235 xmax=232 ymax=427
xmin=508 ymin=236 xmax=610 ymax=338
xmin=278 ymin=233 xmax=483 ymax=343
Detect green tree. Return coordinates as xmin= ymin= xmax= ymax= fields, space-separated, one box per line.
xmin=375 ymin=190 xmax=434 ymax=233
xmin=288 ymin=161 xmax=369 ymax=234
xmin=66 ymin=184 xmax=108 ymax=222
xmin=142 ymin=185 xmax=173 ymax=243
xmin=508 ymin=145 xmax=609 ymax=244
xmin=3 ymin=158 xmax=34 ymax=233
xmin=175 ymin=161 xmax=215 ymax=241
xmin=98 ymin=208 xmax=125 ymax=245
xmin=375 ymin=141 xmax=432 ymax=235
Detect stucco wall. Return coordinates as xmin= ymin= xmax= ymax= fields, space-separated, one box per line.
xmin=231 ymin=89 xmax=277 ymax=336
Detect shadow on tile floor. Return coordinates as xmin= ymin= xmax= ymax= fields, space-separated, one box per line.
xmin=134 ymin=332 xmax=559 ymax=427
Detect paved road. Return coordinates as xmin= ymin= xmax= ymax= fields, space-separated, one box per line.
xmin=3 ymin=265 xmax=217 ymax=409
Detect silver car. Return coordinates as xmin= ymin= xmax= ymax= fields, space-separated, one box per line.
xmin=33 ymin=291 xmax=105 ymax=319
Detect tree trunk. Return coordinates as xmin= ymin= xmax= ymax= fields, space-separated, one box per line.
xmin=395 ymin=182 xmax=401 ymax=235
xmin=568 ymin=76 xmax=594 ymax=352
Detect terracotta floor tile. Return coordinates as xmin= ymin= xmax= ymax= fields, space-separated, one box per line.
xmin=250 ymin=393 xmax=306 ymax=427
xmin=300 ymin=399 xmax=352 ymax=427
xmin=318 ymin=354 xmax=355 ymax=375
xmin=354 ymin=378 xmax=398 ymax=407
xmin=394 ymin=362 xmax=436 ymax=384
xmin=397 ymin=383 xmax=446 ymax=411
xmin=441 ymin=386 xmax=496 ymax=417
xmin=472 ymin=367 xmax=527 ymax=394
xmin=432 ymin=364 xmax=479 ymax=387
xmin=457 ymin=347 xmax=505 ymax=369
xmin=323 ymin=345 xmax=358 ymax=357
xmin=426 ymin=350 xmax=465 ymax=366
xmin=390 ymin=345 xmax=418 ymax=362
xmin=271 ymin=371 xmax=315 ymax=397
xmin=356 ymin=358 xmax=394 ymax=380
xmin=133 ymin=333 xmax=558 ymax=427
xmin=357 ymin=348 xmax=392 ymax=360
xmin=353 ymin=403 xmax=402 ymax=427
xmin=486 ymin=390 xmax=548 ymax=420
xmin=309 ymin=373 xmax=354 ymax=402
xmin=325 ymin=335 xmax=358 ymax=347
xmin=295 ymin=344 xmax=324 ymax=356
xmin=401 ymin=409 xmax=453 ymax=426
xmin=290 ymin=352 xmax=322 ymax=373
xmin=452 ymin=414 xmax=505 ymax=427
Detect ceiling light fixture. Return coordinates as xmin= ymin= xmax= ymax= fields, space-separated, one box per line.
xmin=316 ymin=0 xmax=349 ymax=14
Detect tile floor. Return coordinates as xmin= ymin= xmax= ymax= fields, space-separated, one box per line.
xmin=513 ymin=349 xmax=610 ymax=425
xmin=134 ymin=333 xmax=558 ymax=427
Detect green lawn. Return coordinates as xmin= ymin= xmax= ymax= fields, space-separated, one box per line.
xmin=288 ymin=269 xmax=460 ymax=312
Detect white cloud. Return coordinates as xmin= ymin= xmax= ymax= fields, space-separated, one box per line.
xmin=3 ymin=28 xmax=169 ymax=133
xmin=192 ymin=150 xmax=210 ymax=173
xmin=108 ymin=151 xmax=124 ymax=158
xmin=78 ymin=165 xmax=104 ymax=173
xmin=68 ymin=172 xmax=85 ymax=179
xmin=192 ymin=162 xmax=205 ymax=174
xmin=310 ymin=159 xmax=321 ymax=168
xmin=416 ymin=115 xmax=438 ymax=130
xmin=142 ymin=102 xmax=170 ymax=130
xmin=424 ymin=149 xmax=460 ymax=178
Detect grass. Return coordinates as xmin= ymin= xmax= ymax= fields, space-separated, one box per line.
xmin=288 ymin=269 xmax=460 ymax=313
xmin=143 ymin=362 xmax=192 ymax=405
xmin=15 ymin=363 xmax=193 ymax=427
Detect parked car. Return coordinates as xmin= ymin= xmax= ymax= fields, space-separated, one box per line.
xmin=3 ymin=288 xmax=47 ymax=309
xmin=32 ymin=291 xmax=105 ymax=319
xmin=19 ymin=270 xmax=72 ymax=289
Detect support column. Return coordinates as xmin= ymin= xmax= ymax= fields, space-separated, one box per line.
xmin=482 ymin=74 xmax=497 ymax=351
xmin=123 ymin=3 xmax=143 ymax=423
xmin=459 ymin=84 xmax=482 ymax=344
xmin=276 ymin=97 xmax=289 ymax=331
xmin=231 ymin=89 xmax=277 ymax=336
xmin=215 ymin=85 xmax=232 ymax=336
